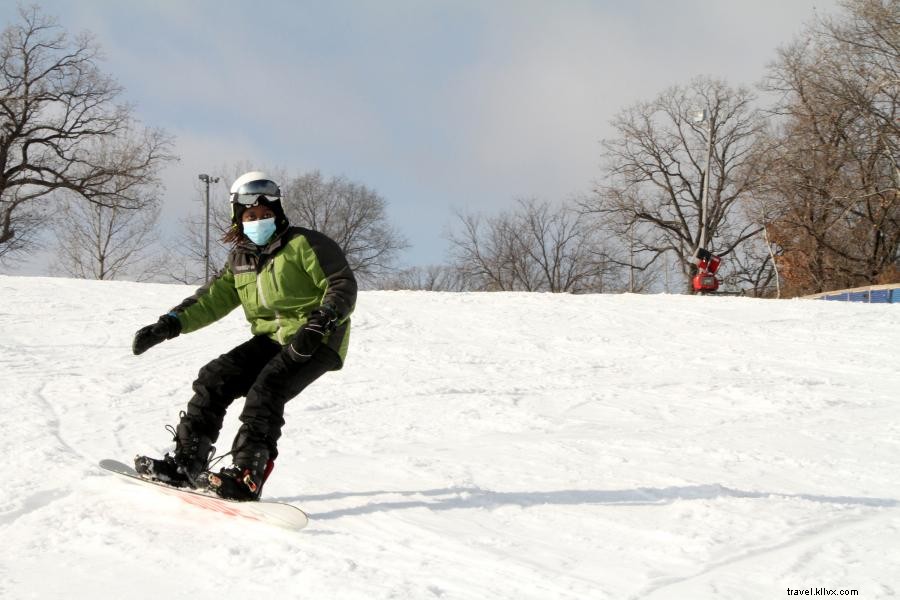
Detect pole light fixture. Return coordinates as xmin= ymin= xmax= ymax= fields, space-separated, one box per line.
xmin=198 ymin=173 xmax=220 ymax=281
xmin=690 ymin=109 xmax=720 ymax=294
xmin=691 ymin=109 xmax=713 ymax=252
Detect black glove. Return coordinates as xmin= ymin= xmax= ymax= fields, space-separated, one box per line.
xmin=285 ymin=305 xmax=338 ymax=363
xmin=132 ymin=313 xmax=182 ymax=355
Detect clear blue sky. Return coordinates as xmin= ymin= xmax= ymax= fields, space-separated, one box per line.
xmin=1 ymin=0 xmax=839 ymax=272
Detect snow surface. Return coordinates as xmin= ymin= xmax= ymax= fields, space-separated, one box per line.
xmin=1 ymin=275 xmax=899 ymax=599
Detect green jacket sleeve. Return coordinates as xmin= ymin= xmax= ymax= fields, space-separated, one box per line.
xmin=169 ymin=266 xmax=241 ymax=333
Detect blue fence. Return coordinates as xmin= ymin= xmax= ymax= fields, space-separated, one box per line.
xmin=816 ymin=285 xmax=900 ymax=304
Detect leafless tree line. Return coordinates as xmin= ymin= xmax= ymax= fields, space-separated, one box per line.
xmin=4 ymin=2 xmax=896 ymax=296
xmin=413 ymin=0 xmax=897 ymax=296
xmin=445 ymin=199 xmax=620 ymax=293
xmin=586 ymin=0 xmax=898 ymax=296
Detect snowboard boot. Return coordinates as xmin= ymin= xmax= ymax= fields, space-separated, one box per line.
xmin=135 ymin=420 xmax=214 ymax=489
xmin=134 ymin=453 xmax=187 ymax=486
xmin=208 ymin=445 xmax=274 ymax=501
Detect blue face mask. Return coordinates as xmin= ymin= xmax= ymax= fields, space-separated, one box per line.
xmin=243 ymin=218 xmax=277 ymax=246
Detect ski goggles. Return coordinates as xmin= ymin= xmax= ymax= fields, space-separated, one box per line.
xmin=231 ymin=179 xmax=281 ymax=206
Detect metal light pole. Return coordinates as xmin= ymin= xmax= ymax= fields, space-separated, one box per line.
xmin=687 ymin=109 xmax=722 ymax=294
xmin=693 ymin=109 xmax=714 ymax=251
xmin=198 ymin=174 xmax=220 ymax=281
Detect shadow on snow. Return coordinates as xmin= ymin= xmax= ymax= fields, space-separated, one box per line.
xmin=273 ymin=484 xmax=898 ymax=521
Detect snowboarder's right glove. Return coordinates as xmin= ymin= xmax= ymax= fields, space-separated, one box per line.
xmin=285 ymin=305 xmax=337 ymax=363
xmin=132 ymin=313 xmax=182 ymax=355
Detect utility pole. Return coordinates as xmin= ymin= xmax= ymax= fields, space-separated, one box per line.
xmin=198 ymin=173 xmax=220 ymax=281
xmin=688 ymin=109 xmax=721 ymax=295
xmin=694 ymin=109 xmax=714 ymax=251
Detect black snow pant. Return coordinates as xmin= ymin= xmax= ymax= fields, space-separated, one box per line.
xmin=181 ymin=335 xmax=340 ymax=461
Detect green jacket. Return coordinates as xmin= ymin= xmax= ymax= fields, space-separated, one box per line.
xmin=169 ymin=226 xmax=358 ymax=366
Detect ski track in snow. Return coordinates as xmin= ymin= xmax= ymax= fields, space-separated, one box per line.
xmin=1 ymin=276 xmax=899 ymax=599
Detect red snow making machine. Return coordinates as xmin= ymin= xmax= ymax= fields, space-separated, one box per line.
xmin=692 ymin=248 xmax=721 ymax=293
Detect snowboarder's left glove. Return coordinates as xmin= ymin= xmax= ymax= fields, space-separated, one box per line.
xmin=286 ymin=305 xmax=337 ymax=363
xmin=132 ymin=313 xmax=182 ymax=355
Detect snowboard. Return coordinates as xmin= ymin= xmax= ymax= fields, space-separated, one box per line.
xmin=99 ymin=459 xmax=309 ymax=531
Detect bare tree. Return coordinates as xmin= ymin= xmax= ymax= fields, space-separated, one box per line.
xmin=0 ymin=6 xmax=174 ymax=263
xmin=515 ymin=199 xmax=617 ymax=292
xmin=53 ymin=193 xmax=160 ymax=280
xmin=723 ymin=229 xmax=780 ymax=296
xmin=762 ymin=0 xmax=900 ymax=294
xmin=448 ymin=199 xmax=618 ymax=292
xmin=282 ymin=170 xmax=408 ymax=285
xmin=604 ymin=217 xmax=668 ymax=293
xmin=447 ymin=210 xmax=521 ymax=291
xmin=589 ymin=77 xmax=770 ymax=293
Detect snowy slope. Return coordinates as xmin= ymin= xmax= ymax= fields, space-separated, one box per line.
xmin=1 ymin=275 xmax=898 ymax=599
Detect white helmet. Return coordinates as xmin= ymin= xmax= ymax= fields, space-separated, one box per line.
xmin=229 ymin=171 xmax=281 ymax=206
xmin=228 ymin=171 xmax=287 ymax=228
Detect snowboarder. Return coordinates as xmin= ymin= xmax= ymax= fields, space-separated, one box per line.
xmin=131 ymin=171 xmax=357 ymax=501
